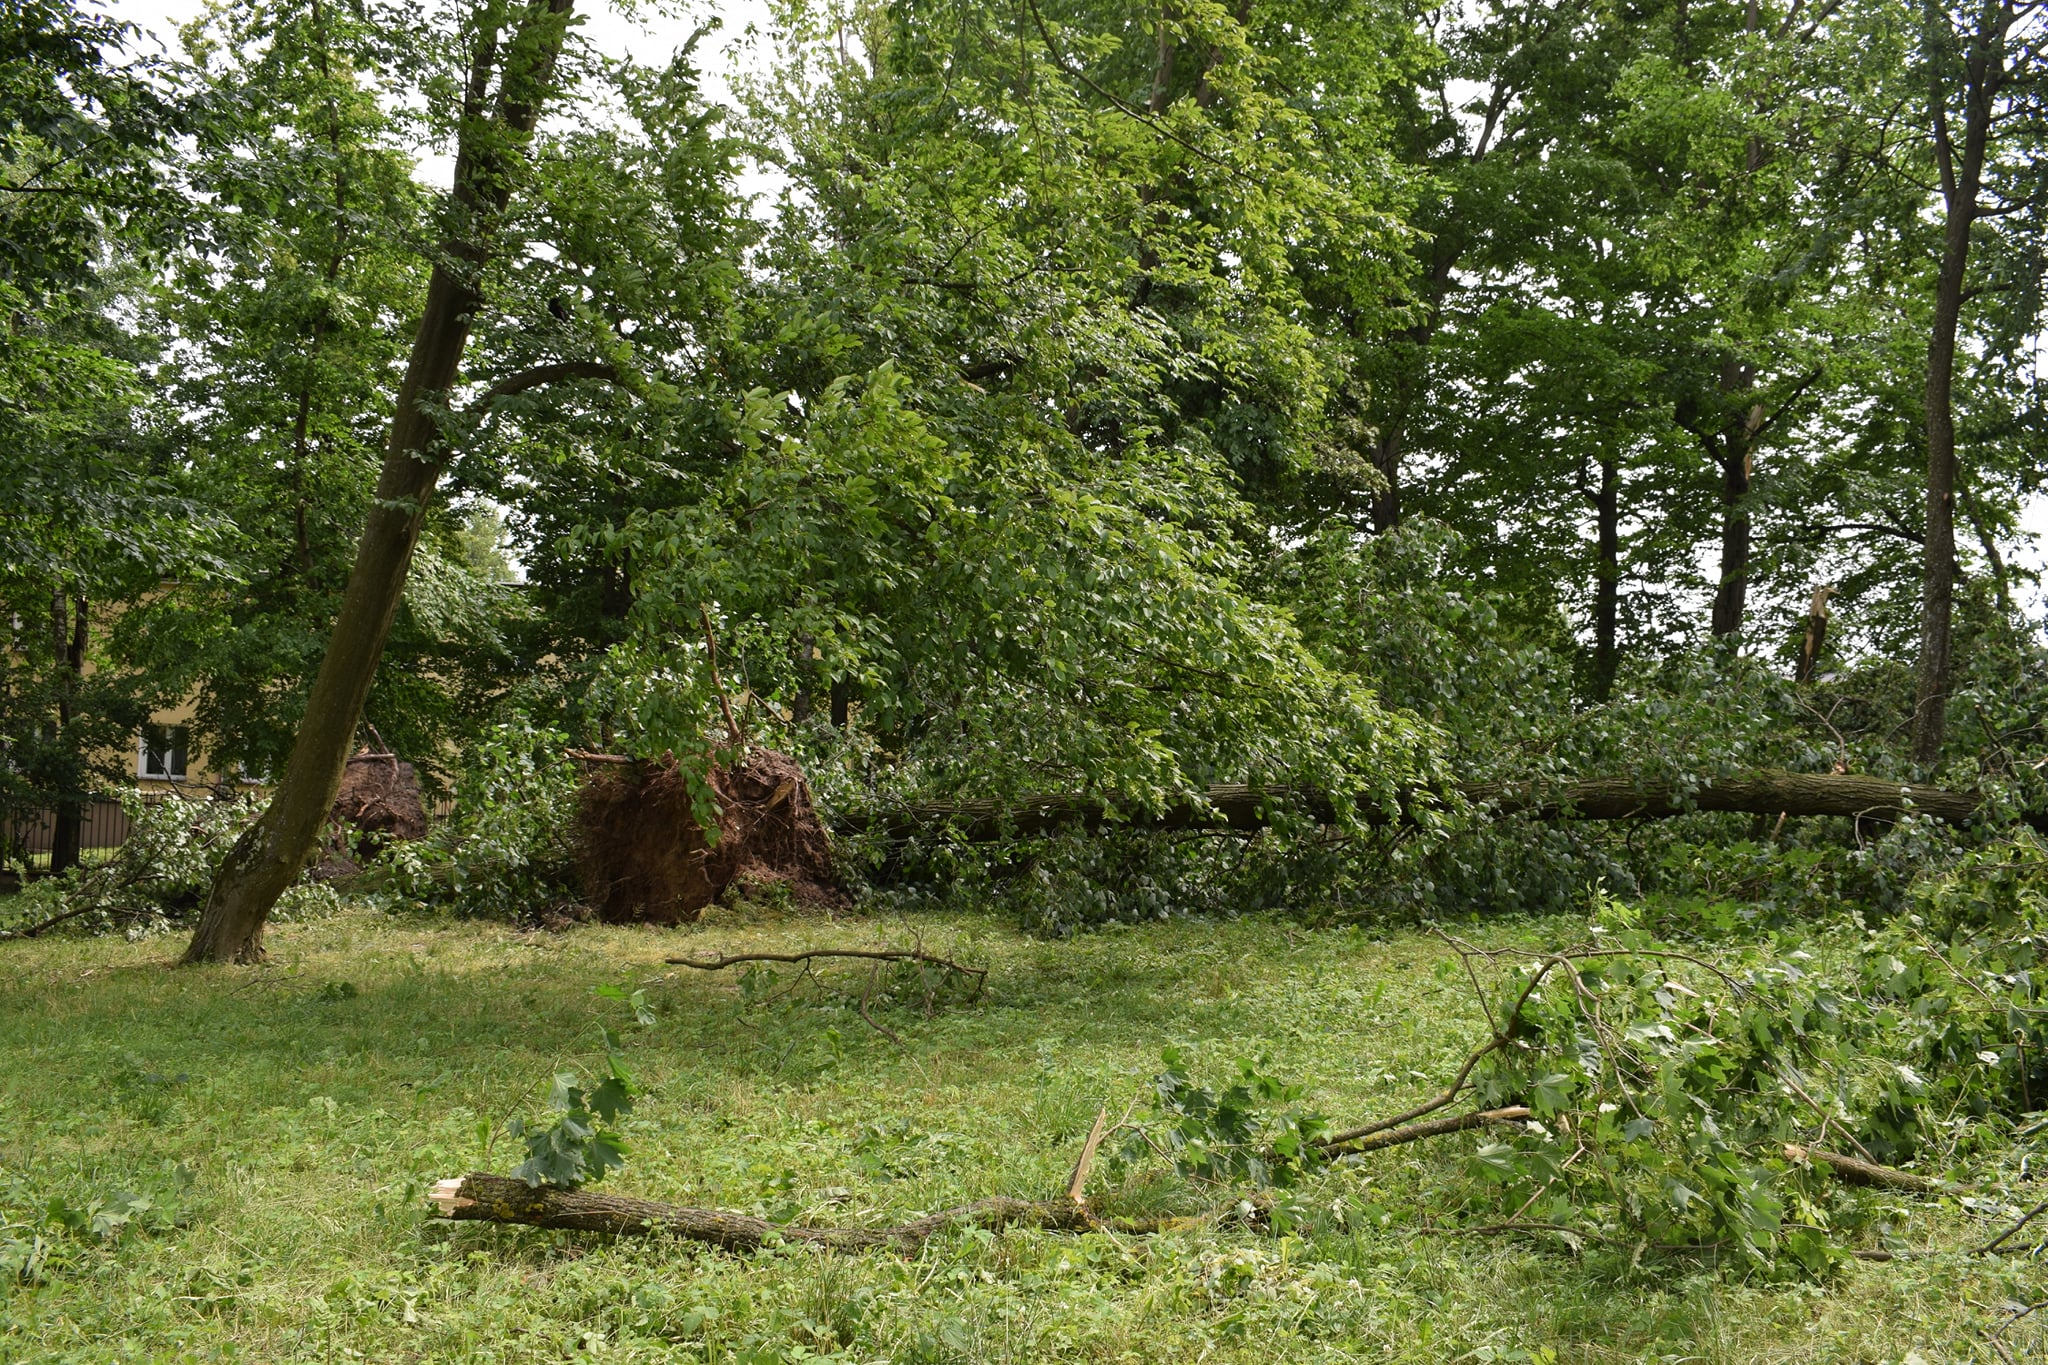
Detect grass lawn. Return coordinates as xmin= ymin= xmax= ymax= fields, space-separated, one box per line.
xmin=2 ymin=903 xmax=2043 ymax=1363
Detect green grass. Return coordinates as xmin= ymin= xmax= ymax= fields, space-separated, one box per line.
xmin=1 ymin=904 xmax=2043 ymax=1363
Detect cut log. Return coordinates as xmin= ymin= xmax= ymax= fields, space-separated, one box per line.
xmin=428 ymin=1173 xmax=1117 ymax=1250
xmin=838 ymin=768 xmax=2003 ymax=843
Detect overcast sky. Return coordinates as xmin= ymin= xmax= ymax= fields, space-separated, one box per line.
xmin=109 ymin=1 xmax=777 ymax=107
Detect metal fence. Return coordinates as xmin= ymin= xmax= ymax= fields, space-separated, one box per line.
xmin=4 ymin=789 xmax=455 ymax=876
xmin=2 ymin=797 xmax=142 ymax=872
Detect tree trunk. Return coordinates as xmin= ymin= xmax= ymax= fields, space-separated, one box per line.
xmin=1147 ymin=2 xmax=1177 ymax=114
xmin=1915 ymin=198 xmax=1970 ymax=763
xmin=839 ymin=767 xmax=1995 ymax=843
xmin=49 ymin=591 xmax=87 ymax=875
xmin=185 ymin=0 xmax=578 ymax=964
xmin=1707 ymin=357 xmax=1764 ymax=640
xmin=1709 ymin=439 xmax=1750 ymax=638
xmin=1370 ymin=424 xmax=1403 ymax=533
xmin=1590 ymin=455 xmax=1621 ymax=702
xmin=1912 ymin=0 xmax=1999 ymax=766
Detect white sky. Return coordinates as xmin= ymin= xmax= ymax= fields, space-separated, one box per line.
xmin=110 ymin=0 xmax=776 ymax=95
xmin=111 ymin=0 xmax=784 ymax=194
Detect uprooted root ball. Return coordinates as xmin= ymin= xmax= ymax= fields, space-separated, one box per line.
xmin=574 ymin=749 xmax=842 ymax=924
xmin=330 ymin=750 xmax=428 ymax=862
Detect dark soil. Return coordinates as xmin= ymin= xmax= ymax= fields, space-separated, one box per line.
xmin=575 ymin=749 xmax=841 ymax=925
xmin=331 ymin=751 xmax=427 ymax=860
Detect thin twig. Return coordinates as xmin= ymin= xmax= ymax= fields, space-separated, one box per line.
xmin=1981 ymin=1196 xmax=2048 ymax=1255
xmin=1990 ymin=1298 xmax=2048 ymax=1365
xmin=700 ymin=606 xmax=744 ymax=750
xmin=1410 ymin=1221 xmax=1625 ymax=1248
xmin=668 ymin=947 xmax=988 ymax=997
xmin=857 ymin=964 xmax=906 ymax=1048
xmin=1322 ymin=1106 xmax=1533 ymax=1157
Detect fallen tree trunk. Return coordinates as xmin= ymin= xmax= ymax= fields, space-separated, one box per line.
xmin=838 ymin=768 xmax=2000 ymax=842
xmin=1782 ymin=1144 xmax=1951 ymax=1194
xmin=428 ymin=1174 xmax=1110 ymax=1250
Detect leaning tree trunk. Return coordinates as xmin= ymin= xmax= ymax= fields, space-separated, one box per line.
xmin=184 ymin=0 xmax=578 ymax=964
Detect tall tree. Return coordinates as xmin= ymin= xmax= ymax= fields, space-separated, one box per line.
xmin=186 ymin=0 xmax=583 ymax=963
xmin=1910 ymin=0 xmax=2045 ymax=764
xmin=1 ymin=0 xmax=198 ymax=872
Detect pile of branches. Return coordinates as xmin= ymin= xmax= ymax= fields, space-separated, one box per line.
xmin=1 ymin=794 xmax=258 ymax=941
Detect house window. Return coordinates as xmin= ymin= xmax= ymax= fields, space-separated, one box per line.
xmin=139 ymin=724 xmax=189 ymax=781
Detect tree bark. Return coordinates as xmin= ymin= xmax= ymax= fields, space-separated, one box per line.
xmin=837 ymin=767 xmax=1995 ymax=843
xmin=1370 ymin=422 xmax=1403 ymax=533
xmin=1705 ymin=356 xmax=1766 ymax=640
xmin=1590 ymin=455 xmax=1621 ymax=701
xmin=49 ymin=590 xmax=87 ymax=875
xmin=1782 ymin=1143 xmax=1948 ymax=1194
xmin=1912 ymin=0 xmax=2002 ymax=766
xmin=1709 ymin=430 xmax=1751 ymax=638
xmin=185 ymin=0 xmax=578 ymax=964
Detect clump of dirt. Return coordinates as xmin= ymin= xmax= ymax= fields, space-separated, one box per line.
xmin=575 ymin=749 xmax=842 ymax=925
xmin=331 ymin=750 xmax=427 ymax=860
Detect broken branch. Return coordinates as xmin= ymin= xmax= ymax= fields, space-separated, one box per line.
xmin=1066 ymin=1107 xmax=1110 ymax=1206
xmin=1323 ymin=1106 xmax=1534 ymax=1157
xmin=427 ymin=1174 xmax=1180 ymax=1250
